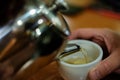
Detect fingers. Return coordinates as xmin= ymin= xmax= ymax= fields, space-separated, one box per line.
xmin=69 ymin=28 xmax=120 ymax=80
xmin=69 ymin=28 xmax=102 ymax=40
xmin=88 ymin=50 xmax=120 ymax=80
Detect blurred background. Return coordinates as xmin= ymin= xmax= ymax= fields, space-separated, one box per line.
xmin=63 ymin=0 xmax=120 ymax=32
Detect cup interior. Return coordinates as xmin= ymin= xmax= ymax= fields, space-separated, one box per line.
xmin=59 ymin=40 xmax=103 ymax=67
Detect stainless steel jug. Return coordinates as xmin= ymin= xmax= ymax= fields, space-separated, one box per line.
xmin=0 ymin=0 xmax=71 ymax=78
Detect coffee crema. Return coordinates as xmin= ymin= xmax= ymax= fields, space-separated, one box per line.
xmin=61 ymin=48 xmax=94 ymax=65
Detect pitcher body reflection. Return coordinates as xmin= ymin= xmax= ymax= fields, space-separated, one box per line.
xmin=0 ymin=0 xmax=70 ymax=80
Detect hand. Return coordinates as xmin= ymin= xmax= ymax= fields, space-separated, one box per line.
xmin=69 ymin=28 xmax=120 ymax=80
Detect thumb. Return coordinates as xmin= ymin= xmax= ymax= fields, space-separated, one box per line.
xmin=88 ymin=51 xmax=120 ymax=80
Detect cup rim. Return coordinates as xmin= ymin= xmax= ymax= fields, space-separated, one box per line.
xmin=59 ymin=39 xmax=103 ymax=67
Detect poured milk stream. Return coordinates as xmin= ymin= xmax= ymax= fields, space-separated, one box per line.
xmin=61 ymin=48 xmax=94 ymax=65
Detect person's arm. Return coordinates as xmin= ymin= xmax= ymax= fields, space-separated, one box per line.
xmin=69 ymin=28 xmax=120 ymax=80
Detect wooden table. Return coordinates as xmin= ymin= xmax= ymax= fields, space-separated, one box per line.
xmin=63 ymin=10 xmax=120 ymax=32
xmin=14 ymin=61 xmax=120 ymax=80
xmin=13 ymin=10 xmax=120 ymax=80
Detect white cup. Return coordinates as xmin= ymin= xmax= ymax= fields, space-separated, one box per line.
xmin=57 ymin=40 xmax=103 ymax=80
